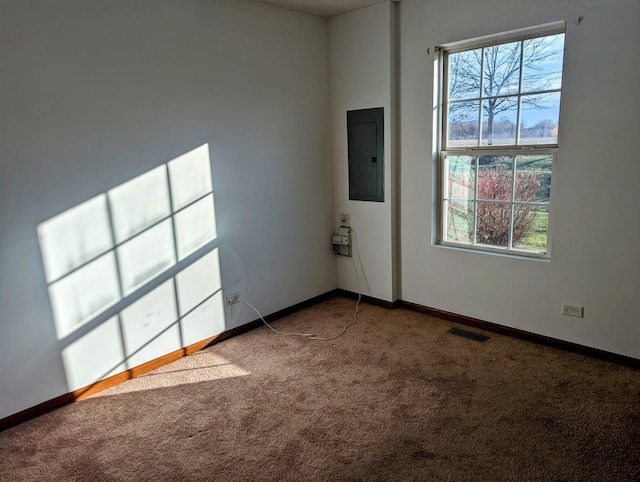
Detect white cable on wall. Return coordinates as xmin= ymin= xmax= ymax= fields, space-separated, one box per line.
xmin=239 ymin=228 xmax=362 ymax=341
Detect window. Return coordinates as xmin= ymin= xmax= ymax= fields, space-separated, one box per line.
xmin=437 ymin=23 xmax=566 ymax=257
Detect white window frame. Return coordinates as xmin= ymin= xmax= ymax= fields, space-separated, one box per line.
xmin=435 ymin=22 xmax=566 ymax=259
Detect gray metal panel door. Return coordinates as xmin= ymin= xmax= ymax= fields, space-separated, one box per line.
xmin=347 ymin=108 xmax=384 ymax=202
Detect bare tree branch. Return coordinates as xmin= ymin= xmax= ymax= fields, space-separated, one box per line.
xmin=448 ymin=35 xmax=563 ymax=144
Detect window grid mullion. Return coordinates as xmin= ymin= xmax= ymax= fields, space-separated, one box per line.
xmin=516 ymin=40 xmax=525 ymax=145
xmin=442 ymin=53 xmax=449 ymax=151
xmin=441 ymin=154 xmax=448 ymax=241
xmin=508 ymin=204 xmax=515 ymax=249
xmin=508 ymin=156 xmax=518 ymax=249
xmin=450 ymin=87 xmax=560 ymax=105
xmin=477 ymin=49 xmax=485 ymax=147
xmin=472 ymin=156 xmax=479 ymax=244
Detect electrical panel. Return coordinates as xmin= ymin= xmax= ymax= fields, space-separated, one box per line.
xmin=347 ymin=107 xmax=384 ymax=202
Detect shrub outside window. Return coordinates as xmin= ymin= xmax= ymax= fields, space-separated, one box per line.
xmin=438 ymin=23 xmax=565 ymax=257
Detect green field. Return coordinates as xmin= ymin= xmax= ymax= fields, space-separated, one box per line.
xmin=518 ymin=211 xmax=548 ymax=252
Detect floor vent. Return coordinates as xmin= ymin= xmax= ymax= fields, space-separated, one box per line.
xmin=448 ymin=328 xmax=490 ymax=342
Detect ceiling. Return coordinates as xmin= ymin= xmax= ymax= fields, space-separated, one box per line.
xmin=250 ymin=0 xmax=388 ymax=18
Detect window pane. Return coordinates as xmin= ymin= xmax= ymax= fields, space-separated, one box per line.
xmin=520 ymin=92 xmax=560 ymax=144
xmin=481 ymin=97 xmax=517 ymax=146
xmin=445 ymin=156 xmax=475 ymax=199
xmin=477 ymin=156 xmax=513 ymax=201
xmin=522 ymin=34 xmax=564 ymax=92
xmin=482 ymin=41 xmax=521 ymax=97
xmin=448 ymin=48 xmax=482 ymax=100
xmin=515 ymin=155 xmax=553 ymax=202
xmin=448 ymin=101 xmax=479 ymax=147
xmin=445 ymin=199 xmax=473 ymax=244
xmin=476 ymin=202 xmax=510 ymax=247
xmin=513 ymin=205 xmax=548 ymax=252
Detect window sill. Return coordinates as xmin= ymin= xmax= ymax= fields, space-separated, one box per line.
xmin=434 ymin=241 xmax=551 ymax=262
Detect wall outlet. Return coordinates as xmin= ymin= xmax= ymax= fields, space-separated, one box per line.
xmin=562 ymin=304 xmax=584 ymax=318
xmin=226 ymin=293 xmax=241 ymax=306
xmin=340 ymin=213 xmax=351 ymax=227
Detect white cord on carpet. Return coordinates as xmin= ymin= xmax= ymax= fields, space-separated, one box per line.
xmin=239 ymin=229 xmax=362 ymax=341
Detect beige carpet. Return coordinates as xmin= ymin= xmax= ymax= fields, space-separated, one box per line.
xmin=1 ymin=296 xmax=639 ymax=481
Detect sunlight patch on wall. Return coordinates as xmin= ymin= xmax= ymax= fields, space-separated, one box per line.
xmin=176 ymin=249 xmax=222 ymax=314
xmin=118 ymin=219 xmax=176 ymax=296
xmin=61 ymin=316 xmax=126 ymax=391
xmin=60 ymin=249 xmax=226 ymax=392
xmin=175 ymin=194 xmax=217 ymax=260
xmin=39 ymin=144 xmax=227 ymax=393
xmin=168 ymin=145 xmax=213 ymax=211
xmin=180 ymin=293 xmax=225 ymax=346
xmin=47 ymin=252 xmax=121 ymax=337
xmin=120 ymin=280 xmax=181 ymax=368
xmin=38 ymin=194 xmax=113 ymax=283
xmin=38 ymin=144 xmax=218 ymax=340
xmin=108 ymin=165 xmax=171 ymax=243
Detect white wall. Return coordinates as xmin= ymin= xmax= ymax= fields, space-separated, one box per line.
xmin=329 ymin=1 xmax=398 ymax=302
xmin=0 ymin=0 xmax=335 ymax=420
xmin=400 ymin=0 xmax=640 ymax=358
